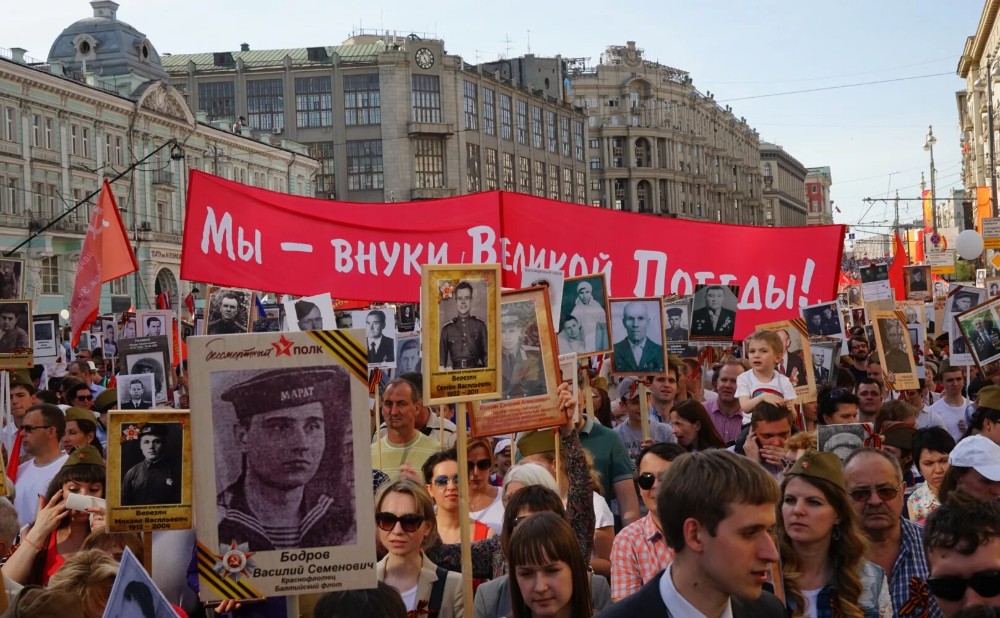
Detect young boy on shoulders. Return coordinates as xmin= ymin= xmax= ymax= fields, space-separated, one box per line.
xmin=736 ymin=330 xmax=797 ymax=413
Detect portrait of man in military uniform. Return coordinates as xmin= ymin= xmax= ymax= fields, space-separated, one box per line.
xmin=664 ymin=302 xmax=690 ymax=343
xmin=121 ymin=423 xmax=183 ymax=506
xmin=500 ymin=301 xmax=546 ymax=399
xmin=439 ymin=280 xmax=488 ymax=370
xmin=206 ymin=288 xmax=251 ymax=335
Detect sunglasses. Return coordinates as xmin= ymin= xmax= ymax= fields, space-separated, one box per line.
xmin=637 ymin=472 xmax=657 ymax=491
xmin=20 ymin=424 xmax=52 ymax=433
xmin=468 ymin=459 xmax=491 ymax=472
xmin=432 ymin=474 xmax=460 ymax=487
xmin=928 ymin=570 xmax=1000 ymax=602
xmin=375 ymin=512 xmax=425 ymax=533
xmin=848 ymin=485 xmax=901 ymax=503
xmin=74 ymin=395 xmax=94 ymax=401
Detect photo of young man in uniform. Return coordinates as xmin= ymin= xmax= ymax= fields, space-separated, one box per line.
xmin=121 ymin=423 xmax=182 ymax=506
xmin=439 ymin=281 xmax=488 ymax=370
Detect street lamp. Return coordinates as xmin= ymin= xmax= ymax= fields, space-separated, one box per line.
xmin=924 ymin=125 xmax=938 ymax=234
xmin=975 ymin=54 xmax=999 ymax=217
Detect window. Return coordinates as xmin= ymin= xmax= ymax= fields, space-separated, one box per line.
xmin=295 ymin=77 xmax=333 ymax=127
xmin=81 ymin=127 xmax=89 ymax=158
xmin=105 ymin=133 xmax=112 ymax=163
xmin=548 ymin=165 xmax=559 ymax=200
xmin=414 ymin=138 xmax=445 ymax=188
xmin=247 ymin=79 xmax=284 ymax=131
xmin=466 ymin=143 xmax=481 ymax=192
xmin=2 ymin=108 xmax=13 ymax=142
xmin=546 ymin=110 xmax=557 ymax=152
xmin=502 ymin=152 xmax=514 ymax=191
xmin=485 ymin=148 xmax=498 ymax=190
xmin=589 ymin=158 xmax=601 ymax=170
xmin=31 ymin=115 xmax=39 ymax=147
xmin=71 ymin=125 xmax=78 ymax=156
xmin=482 ymin=88 xmax=496 ymax=136
xmin=612 ymin=137 xmax=624 ymax=168
xmin=346 ymin=140 xmax=383 ymax=191
xmin=463 ymin=81 xmax=479 ymax=131
xmin=763 ymin=163 xmax=772 ymax=178
xmin=110 ymin=275 xmax=128 ymax=295
xmin=516 ymin=100 xmax=528 ymax=145
xmin=589 ymin=138 xmax=600 ymax=149
xmin=308 ymin=141 xmax=336 ymax=198
xmin=412 ymin=75 xmax=442 ymax=123
xmin=0 ymin=176 xmax=17 ymax=214
xmin=198 ymin=82 xmax=236 ymax=120
xmin=811 ymin=185 xmax=818 ymax=194
xmin=562 ymin=168 xmax=572 ymax=201
xmin=534 ymin=160 xmax=545 ymax=196
xmin=72 ymin=187 xmax=92 ymax=223
xmin=156 ymin=201 xmax=168 ymax=232
xmin=560 ymin=116 xmax=570 ymax=157
xmin=531 ymin=106 xmax=543 ymax=149
xmin=574 ymin=121 xmax=585 ymax=160
xmin=44 ymin=118 xmax=53 ymax=150
xmin=518 ymin=157 xmax=531 ymax=193
xmin=499 ymin=93 xmax=512 ymax=141
xmin=344 ymin=74 xmax=381 ymax=126
xmin=41 ymin=256 xmax=59 ymax=294
xmin=575 ymin=171 xmax=585 ymax=204
xmin=115 ymin=137 xmax=123 ymax=165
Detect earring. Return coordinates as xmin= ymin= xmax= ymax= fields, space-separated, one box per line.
xmin=832 ymin=525 xmax=841 ymax=541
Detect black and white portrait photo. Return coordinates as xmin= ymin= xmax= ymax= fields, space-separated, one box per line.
xmin=136 ymin=310 xmax=171 ymax=338
xmin=116 ymin=373 xmax=155 ymax=410
xmin=664 ymin=299 xmax=691 ymax=343
xmin=396 ymin=303 xmax=418 ymax=333
xmin=609 ymin=297 xmax=666 ymax=375
xmin=118 ymin=313 xmax=137 ymax=340
xmin=211 ymin=366 xmax=357 ymax=551
xmin=120 ymin=422 xmax=183 ymax=506
xmin=904 ymin=265 xmax=931 ymax=300
xmin=810 ymin=343 xmax=838 ymax=384
xmin=102 ymin=548 xmax=176 ymax=618
xmin=987 ymin=277 xmax=1000 ymax=298
xmin=118 ymin=336 xmax=171 ymax=404
xmin=802 ymin=301 xmax=844 ymax=338
xmin=500 ymin=300 xmax=546 ymax=399
xmin=100 ymin=316 xmax=118 ymax=359
xmin=32 ymin=313 xmax=58 ymax=359
xmin=818 ymin=423 xmax=872 ymax=463
xmin=395 ymin=334 xmax=422 ymax=375
xmin=558 ymin=274 xmax=611 ymax=355
xmin=0 ymin=300 xmax=30 ymax=356
xmin=0 ymin=259 xmax=23 ymax=300
xmin=947 ymin=286 xmax=987 ymax=363
xmin=846 ymin=285 xmax=862 ymax=306
xmin=859 ymin=263 xmax=889 ymax=284
xmin=521 ymin=267 xmax=564 ymax=331
xmin=438 ymin=279 xmax=490 ymax=370
xmin=875 ymin=316 xmax=915 ymax=376
xmin=205 ymin=287 xmax=251 ymax=335
xmin=689 ymin=284 xmax=739 ymax=341
xmin=283 ymin=292 xmax=336 ymax=332
xmin=350 ymin=308 xmax=397 ymax=367
xmin=851 ymin=307 xmax=867 ymax=327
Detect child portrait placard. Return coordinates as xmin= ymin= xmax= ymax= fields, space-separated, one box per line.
xmin=871 ymin=310 xmax=919 ymax=391
xmin=117 ymin=336 xmax=171 ymax=404
xmin=558 ymin=273 xmax=612 ymax=356
xmin=106 ymin=411 xmax=192 ymax=532
xmin=609 ymin=297 xmax=666 ymax=376
xmin=756 ymin=319 xmax=816 ymax=403
xmin=422 ymin=264 xmax=501 ymax=404
xmin=188 ymin=329 xmax=376 ymax=600
xmin=470 ymin=287 xmax=562 ymax=437
xmin=0 ymin=300 xmax=32 ymax=369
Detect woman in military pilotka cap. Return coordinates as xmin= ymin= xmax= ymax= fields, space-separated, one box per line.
xmin=775 ymin=449 xmax=891 ymax=617
xmin=216 ymin=367 xmax=356 ymax=552
xmin=2 ymin=445 xmax=106 ymax=587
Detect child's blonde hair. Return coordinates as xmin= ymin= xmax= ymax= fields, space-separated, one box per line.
xmin=747 ymin=330 xmax=785 ymax=358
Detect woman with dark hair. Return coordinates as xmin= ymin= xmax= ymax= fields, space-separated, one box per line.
xmin=907 ymin=427 xmax=956 ymax=524
xmin=777 ymin=450 xmax=891 ymax=616
xmin=2 ymin=445 xmax=106 ymax=586
xmin=816 ymin=386 xmax=860 ymax=425
xmin=507 ymin=511 xmax=595 ymax=618
xmin=669 ymin=399 xmax=725 ymax=451
xmin=590 ymin=386 xmax=613 ymax=428
xmin=61 ymin=407 xmax=104 ymax=458
xmin=962 ymin=386 xmax=1000 ymax=444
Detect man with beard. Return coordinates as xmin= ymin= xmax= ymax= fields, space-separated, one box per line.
xmin=847 ymin=336 xmax=871 ymax=384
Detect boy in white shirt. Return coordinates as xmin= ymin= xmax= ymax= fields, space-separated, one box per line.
xmin=737 ymin=329 xmax=798 ymax=413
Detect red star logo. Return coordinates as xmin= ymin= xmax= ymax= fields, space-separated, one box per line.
xmin=272 ymin=335 xmax=294 ymax=357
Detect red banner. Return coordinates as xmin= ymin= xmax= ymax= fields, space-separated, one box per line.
xmin=182 ymin=171 xmax=845 ymax=339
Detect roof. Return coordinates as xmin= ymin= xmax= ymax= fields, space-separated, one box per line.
xmin=161 ymin=43 xmax=387 ymax=71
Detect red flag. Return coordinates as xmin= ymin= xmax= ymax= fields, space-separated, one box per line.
xmin=914 ymin=231 xmax=925 ymax=263
xmin=156 ymin=291 xmax=171 ymax=310
xmin=889 ymin=232 xmax=908 ymax=301
xmin=183 ymin=292 xmax=195 ymax=316
xmin=70 ymin=180 xmax=138 ymax=347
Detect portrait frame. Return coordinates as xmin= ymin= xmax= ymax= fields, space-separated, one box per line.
xmin=756 ymin=318 xmax=817 ymax=403
xmin=946 ymin=285 xmax=986 ymax=365
xmin=521 ymin=267 xmax=564 ymax=332
xmin=32 ymin=312 xmax=59 ymax=359
xmin=422 ymin=263 xmax=501 ymax=405
xmin=557 ymin=273 xmax=613 ymax=356
xmin=106 ymin=410 xmax=192 ymax=532
xmin=956 ymin=296 xmax=1000 ymax=374
xmin=0 ymin=259 xmax=23 ymax=301
xmin=102 ymin=547 xmax=177 ymax=617
xmin=904 ymin=265 xmax=932 ymax=302
xmin=204 ymin=286 xmax=252 ymax=335
xmin=896 ymin=300 xmax=928 ymax=376
xmin=471 ymin=286 xmax=563 ymax=437
xmin=818 ymin=423 xmax=875 ymax=463
xmin=663 ymin=298 xmax=692 ymax=344
xmin=0 ymin=300 xmax=32 ymax=369
xmin=115 ymin=373 xmax=156 ymax=410
xmin=808 ymin=342 xmax=839 ymax=386
xmin=117 ymin=336 xmax=171 ymax=404
xmin=394 ymin=332 xmax=422 ymax=376
xmin=253 ymin=303 xmax=284 ymax=333
xmin=845 ymin=285 xmax=862 ymax=307
xmin=136 ymin=309 xmax=174 ymax=365
xmin=800 ymin=301 xmax=845 ymax=340
xmin=349 ymin=307 xmax=398 ymax=369
xmin=117 ymin=311 xmax=137 ymax=341
xmin=608 ymin=297 xmax=666 ymax=376
xmin=871 ymin=310 xmax=919 ymax=391
xmin=188 ymin=330 xmax=376 ymax=600
xmin=689 ymin=284 xmax=740 ymax=343
xmin=986 ymin=276 xmax=1000 ymax=298
xmin=283 ymin=292 xmax=337 ymax=332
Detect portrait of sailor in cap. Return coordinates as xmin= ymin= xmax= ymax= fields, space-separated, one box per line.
xmin=121 ymin=423 xmax=182 ymax=506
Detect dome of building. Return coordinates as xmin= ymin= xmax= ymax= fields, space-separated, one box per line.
xmin=47 ymin=1 xmax=169 ymax=82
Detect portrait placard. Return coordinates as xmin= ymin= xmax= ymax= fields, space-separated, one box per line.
xmin=559 ymin=353 xmax=578 ymax=425
xmin=871 ymin=311 xmax=919 ymax=391
xmin=117 ymin=311 xmax=137 ymax=340
xmin=395 ymin=332 xmax=422 ymax=375
xmin=0 ymin=259 xmax=23 ymax=300
xmin=800 ymin=301 xmax=844 ymax=340
xmin=946 ymin=286 xmax=986 ymax=366
xmin=136 ymin=309 xmax=174 ymax=364
xmin=0 ymin=300 xmax=32 ymax=369
xmin=106 ymin=410 xmax=192 ymax=532
xmin=395 ymin=303 xmax=419 ymax=333
xmin=116 ymin=373 xmax=156 ymax=410
xmin=102 ymin=547 xmax=177 ymax=617
xmin=690 ymin=284 xmax=739 ymax=343
xmin=904 ymin=265 xmax=932 ymax=302
xmin=521 ymin=267 xmax=564 ymax=331
xmin=32 ymin=312 xmax=59 ymax=359
xmin=809 ymin=342 xmax=839 ymax=385
xmin=818 ymin=422 xmax=875 ymax=463
xmin=471 ymin=287 xmax=562 ymax=437
xmin=422 ymin=264 xmax=501 ymax=404
xmin=283 ymin=292 xmax=337 ymax=332
xmin=557 ymin=274 xmax=612 ymax=356
xmin=756 ymin=319 xmax=816 ymax=403
xmin=98 ymin=315 xmax=118 ymax=361
xmin=117 ymin=336 xmax=171 ymax=404
xmin=609 ymin=297 xmax=666 ymax=376
xmin=845 ymin=285 xmax=862 ymax=307
xmin=956 ymin=296 xmax=1000 ymax=375
xmin=189 ymin=330 xmax=376 ymax=600
xmin=663 ymin=298 xmax=692 ymax=343
xmin=896 ymin=300 xmax=928 ymax=377
xmin=851 ymin=307 xmax=866 ymax=327
xmin=986 ymin=276 xmax=1000 ymax=298
xmin=349 ymin=308 xmax=398 ymax=369
xmin=204 ymin=287 xmax=252 ymax=335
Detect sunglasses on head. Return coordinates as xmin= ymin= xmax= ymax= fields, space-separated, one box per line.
xmin=375 ymin=512 xmax=425 ymax=533
xmin=927 ymin=570 xmax=1000 ymax=602
xmin=848 ymin=485 xmax=901 ymax=503
xmin=432 ymin=474 xmax=460 ymax=487
xmin=468 ymin=458 xmax=491 ymax=471
xmin=637 ymin=472 xmax=657 ymax=491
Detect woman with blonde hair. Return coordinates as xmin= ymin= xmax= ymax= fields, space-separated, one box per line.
xmin=467 ymin=437 xmax=504 ymax=534
xmin=47 ymin=548 xmax=118 ymax=618
xmin=376 ymin=478 xmax=463 ymax=617
xmin=777 ymin=450 xmax=892 ymax=617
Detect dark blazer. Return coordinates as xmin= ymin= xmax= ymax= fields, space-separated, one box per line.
xmin=595 ymin=572 xmax=786 ymax=617
xmin=778 ymin=351 xmax=806 ymax=387
xmin=120 ymin=399 xmax=153 ymax=410
xmin=367 ymin=336 xmax=394 ymax=363
xmin=690 ymin=307 xmax=736 ymax=338
xmin=613 ymin=337 xmax=665 ymax=373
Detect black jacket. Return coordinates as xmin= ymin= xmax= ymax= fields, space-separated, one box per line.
xmin=596 ymin=572 xmax=786 ymax=617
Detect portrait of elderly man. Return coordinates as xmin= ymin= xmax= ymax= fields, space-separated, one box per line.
xmin=612 ymin=301 xmax=664 ymax=373
xmin=121 ymin=423 xmax=182 ymax=506
xmin=967 ymin=314 xmax=1000 ymax=361
xmin=690 ymin=285 xmax=736 ymax=339
xmin=365 ymin=310 xmax=394 ymax=364
xmin=500 ymin=303 xmax=546 ymax=399
xmin=217 ymin=367 xmax=355 ymax=551
xmin=878 ymin=318 xmax=912 ymax=375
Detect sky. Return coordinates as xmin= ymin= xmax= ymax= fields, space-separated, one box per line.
xmin=1 ymin=1 xmax=987 ymax=247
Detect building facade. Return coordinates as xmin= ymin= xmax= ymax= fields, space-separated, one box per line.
xmin=0 ymin=1 xmax=317 ymax=313
xmin=805 ymin=166 xmax=834 ymax=225
xmin=163 ymin=32 xmax=589 ymax=204
xmin=561 ymin=42 xmax=764 ymax=223
xmin=759 ymin=143 xmax=807 ymax=227
xmin=957 ymin=0 xmax=1000 ymax=212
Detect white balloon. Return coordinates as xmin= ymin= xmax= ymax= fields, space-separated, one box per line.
xmin=59 ymin=309 xmax=70 ymax=320
xmin=956 ymin=230 xmax=985 ymax=260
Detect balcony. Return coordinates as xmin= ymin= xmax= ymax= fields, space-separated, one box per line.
xmin=407 ymin=122 xmax=455 ymax=136
xmin=411 ymin=187 xmax=455 ymax=200
xmin=151 ymin=171 xmax=175 ymax=187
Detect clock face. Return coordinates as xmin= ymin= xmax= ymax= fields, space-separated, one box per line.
xmin=415 ymin=47 xmax=434 ymax=70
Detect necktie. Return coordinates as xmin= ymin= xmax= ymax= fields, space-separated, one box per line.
xmin=370 ymin=341 xmax=376 ymax=356
xmin=779 ymin=362 xmax=785 ymax=374
xmin=6 ymin=428 xmax=21 ymax=481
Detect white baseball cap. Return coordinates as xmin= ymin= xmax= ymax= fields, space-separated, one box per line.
xmin=494 ymin=438 xmax=511 ymax=456
xmin=950 ymin=435 xmax=1000 ymax=482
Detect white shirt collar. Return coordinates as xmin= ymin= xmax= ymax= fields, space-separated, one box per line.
xmin=658 ymin=564 xmax=734 ymax=618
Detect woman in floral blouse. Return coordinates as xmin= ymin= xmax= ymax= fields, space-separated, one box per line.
xmin=906 ymin=427 xmax=955 ymax=524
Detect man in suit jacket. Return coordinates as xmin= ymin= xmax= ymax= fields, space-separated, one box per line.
xmin=120 ymin=379 xmax=152 ymax=410
xmin=690 ymin=286 xmax=736 ymax=339
xmin=365 ymin=310 xmax=394 ymax=364
xmin=597 ymin=450 xmax=785 ymax=617
xmin=811 ymin=351 xmax=830 ymax=383
xmin=776 ymin=329 xmax=807 ymax=387
xmin=613 ymin=301 xmax=665 ymax=373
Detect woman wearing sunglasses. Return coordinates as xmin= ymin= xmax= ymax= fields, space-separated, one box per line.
xmin=422 ymin=448 xmax=495 ymax=545
xmin=467 ymin=438 xmax=504 ymax=534
xmin=375 ymin=478 xmax=463 ymax=618
xmin=777 ymin=450 xmax=892 ymax=617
